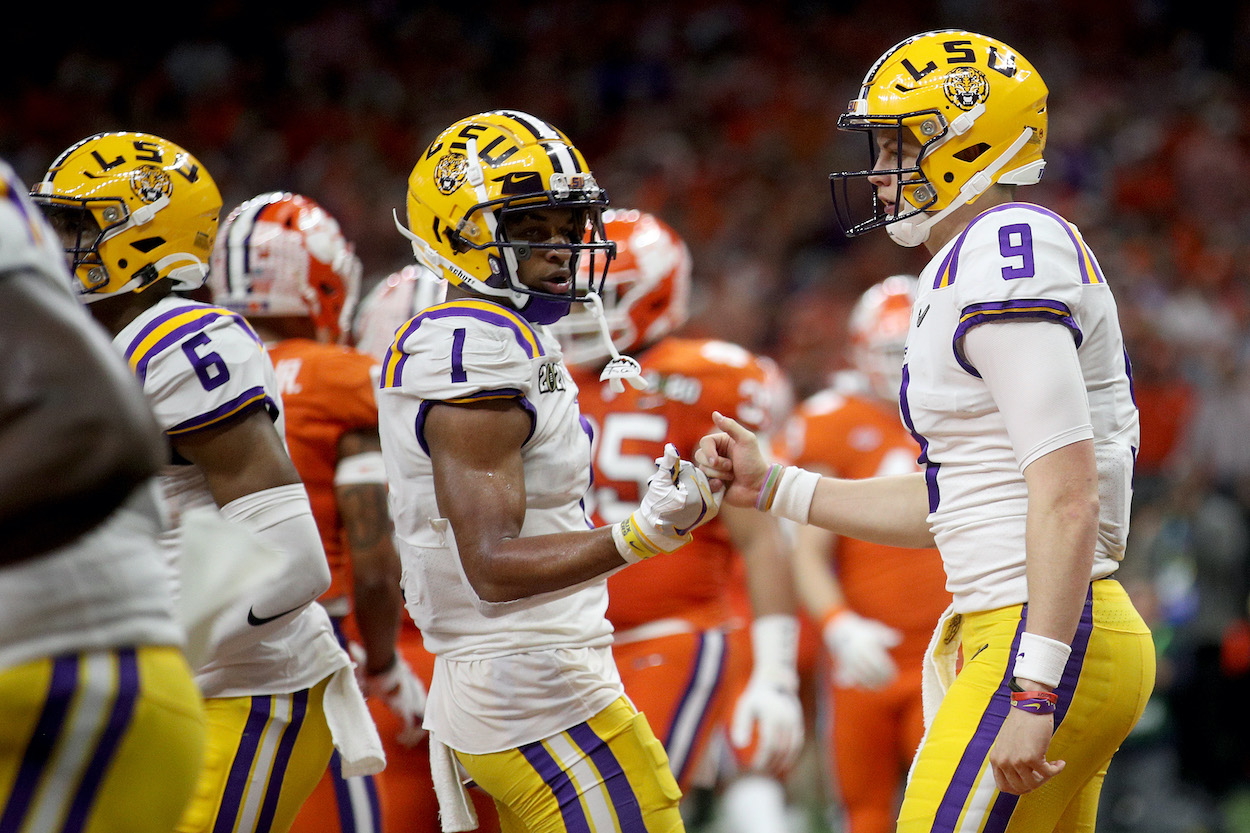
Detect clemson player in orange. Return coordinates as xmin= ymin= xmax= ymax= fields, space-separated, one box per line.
xmin=550 ymin=209 xmax=804 ymax=831
xmin=210 ymin=192 xmax=418 ymax=833
xmin=777 ymin=275 xmax=951 ymax=833
xmin=349 ymin=264 xmax=501 ymax=833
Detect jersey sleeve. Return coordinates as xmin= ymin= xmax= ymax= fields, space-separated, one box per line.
xmin=378 ymin=300 xmax=541 ymax=402
xmin=123 ymin=306 xmax=277 ymax=436
xmin=946 ymin=204 xmax=1099 ymax=375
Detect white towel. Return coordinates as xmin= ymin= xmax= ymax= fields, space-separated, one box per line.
xmin=921 ymin=603 xmax=962 ymax=730
xmin=429 ymin=734 xmax=479 ymax=832
xmin=323 ymin=664 xmax=386 ymax=777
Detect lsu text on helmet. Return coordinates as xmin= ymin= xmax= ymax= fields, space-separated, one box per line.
xmin=849 ymin=274 xmax=918 ymax=401
xmin=351 ymin=264 xmax=447 ymax=362
xmin=549 ymin=208 xmax=692 ymax=369
xmin=395 ymin=109 xmax=615 ymax=325
xmin=30 ymin=132 xmax=221 ymax=301
xmin=210 ymin=192 xmax=362 ymax=343
xmin=829 ymin=30 xmax=1048 ymax=247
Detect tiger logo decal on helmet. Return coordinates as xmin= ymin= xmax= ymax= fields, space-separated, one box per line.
xmin=31 ymin=131 xmax=221 ymax=301
xmin=829 ymin=30 xmax=1048 ymax=248
xmin=394 ymin=109 xmax=615 ymax=324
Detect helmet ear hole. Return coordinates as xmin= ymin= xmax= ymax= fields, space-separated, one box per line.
xmin=953 ymin=142 xmax=991 ymax=163
xmin=131 ymin=237 xmax=165 ymax=253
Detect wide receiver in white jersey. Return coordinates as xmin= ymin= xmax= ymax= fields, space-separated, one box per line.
xmin=698 ymin=30 xmax=1153 ymax=833
xmin=32 ymin=132 xmax=380 ymax=833
xmin=382 ymin=109 xmax=720 ymax=832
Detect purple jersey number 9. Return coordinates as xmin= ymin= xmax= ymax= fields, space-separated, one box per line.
xmin=998 ymin=223 xmax=1035 ymax=280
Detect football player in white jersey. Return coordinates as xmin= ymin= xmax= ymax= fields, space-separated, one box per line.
xmin=698 ymin=31 xmax=1153 ymax=833
xmin=32 ymin=133 xmax=379 ymax=833
xmin=0 ymin=160 xmax=206 ymax=832
xmin=381 ymin=110 xmax=719 ymax=832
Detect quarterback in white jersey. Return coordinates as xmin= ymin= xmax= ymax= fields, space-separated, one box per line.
xmin=700 ymin=31 xmax=1153 ymax=833
xmin=385 ymin=110 xmax=720 ymax=832
xmin=33 ymin=133 xmax=375 ymax=833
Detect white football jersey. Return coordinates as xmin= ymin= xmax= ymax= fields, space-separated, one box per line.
xmin=115 ymin=294 xmax=344 ymax=697
xmin=377 ymin=298 xmax=621 ymax=752
xmin=903 ymin=203 xmax=1139 ymax=613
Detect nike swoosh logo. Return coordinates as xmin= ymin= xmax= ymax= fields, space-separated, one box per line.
xmin=917 ymin=305 xmax=930 ymax=327
xmin=968 ymin=643 xmax=990 ymax=662
xmin=247 ymin=604 xmax=305 ymax=626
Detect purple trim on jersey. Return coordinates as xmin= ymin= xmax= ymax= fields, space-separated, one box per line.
xmin=412 ymin=389 xmax=529 ymax=456
xmin=934 ymin=584 xmax=1096 ymax=833
xmin=213 ymin=695 xmax=274 ymax=833
xmin=255 ymin=688 xmax=310 ymax=832
xmin=952 ymin=299 xmax=1082 ymax=377
xmin=382 ymin=302 xmax=546 ymax=389
xmin=898 ymin=364 xmax=939 ymax=513
xmin=519 ymin=738 xmax=593 ymax=833
xmin=166 ymin=387 xmax=274 ymax=435
xmin=125 ymin=306 xmax=261 ymax=385
xmin=1123 ymin=347 xmax=1137 ymax=407
xmin=0 ymin=654 xmax=78 ymax=831
xmin=568 ymin=720 xmax=649 ymax=833
xmin=380 ymin=316 xmax=422 ymax=389
xmin=936 ymin=202 xmax=1104 ymax=289
xmin=62 ymin=649 xmax=140 ymax=833
xmin=663 ymin=629 xmax=727 ymax=786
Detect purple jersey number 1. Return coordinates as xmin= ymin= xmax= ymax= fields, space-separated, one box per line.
xmin=998 ymin=223 xmax=1035 ymax=280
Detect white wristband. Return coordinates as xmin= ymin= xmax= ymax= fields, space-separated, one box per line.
xmin=756 ymin=465 xmax=820 ymax=525
xmin=1012 ymin=632 xmax=1071 ymax=688
xmin=334 ymin=451 xmax=387 ymax=486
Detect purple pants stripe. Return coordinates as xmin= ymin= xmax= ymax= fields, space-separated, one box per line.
xmin=663 ymin=630 xmax=726 ymax=784
xmin=255 ymin=689 xmax=310 ymax=831
xmin=519 ymin=739 xmax=592 ymax=833
xmin=213 ymin=695 xmax=274 ymax=833
xmin=62 ymin=649 xmax=142 ymax=833
xmin=0 ymin=655 xmax=79 ymax=833
xmin=567 ymin=721 xmax=648 ymax=833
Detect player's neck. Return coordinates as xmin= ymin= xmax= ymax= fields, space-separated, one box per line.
xmin=88 ymin=283 xmax=172 ymax=337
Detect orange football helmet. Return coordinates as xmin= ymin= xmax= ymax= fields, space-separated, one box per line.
xmin=848 ymin=274 xmax=918 ymax=401
xmin=351 ymin=264 xmax=447 ymax=362
xmin=549 ymin=208 xmax=692 ymax=368
xmin=209 ymin=192 xmax=361 ymax=342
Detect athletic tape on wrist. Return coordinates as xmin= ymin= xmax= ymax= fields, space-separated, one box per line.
xmin=612 ymin=515 xmax=662 ymax=564
xmin=1012 ymin=632 xmax=1071 ymax=688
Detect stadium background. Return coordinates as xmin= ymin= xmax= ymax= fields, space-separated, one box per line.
xmin=7 ymin=2 xmax=1249 ymax=830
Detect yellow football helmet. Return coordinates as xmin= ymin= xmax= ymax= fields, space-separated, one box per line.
xmin=394 ymin=110 xmax=615 ymax=324
xmin=30 ymin=131 xmax=221 ymax=301
xmin=830 ymin=30 xmax=1048 ymax=247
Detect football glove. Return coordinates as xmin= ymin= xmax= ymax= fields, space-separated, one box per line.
xmin=730 ymin=614 xmax=805 ymax=774
xmin=823 ymin=608 xmax=902 ymax=690
xmin=612 ymin=443 xmax=720 ymax=562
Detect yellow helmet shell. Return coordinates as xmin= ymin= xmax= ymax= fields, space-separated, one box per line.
xmin=31 ymin=131 xmax=221 ymax=300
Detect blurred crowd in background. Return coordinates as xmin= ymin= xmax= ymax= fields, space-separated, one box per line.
xmin=7 ymin=0 xmax=1250 ymax=830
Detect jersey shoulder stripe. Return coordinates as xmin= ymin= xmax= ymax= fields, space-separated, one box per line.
xmin=124 ymin=304 xmax=263 ymax=384
xmin=380 ymin=298 xmax=544 ymax=389
xmin=932 ymin=202 xmax=1105 ymax=290
xmin=166 ymin=387 xmax=271 ymax=435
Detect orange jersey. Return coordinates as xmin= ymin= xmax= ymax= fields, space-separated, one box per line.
xmin=573 ymin=337 xmax=776 ymax=631
xmin=779 ymin=388 xmax=951 ymax=647
xmin=268 ymin=337 xmax=381 ymax=605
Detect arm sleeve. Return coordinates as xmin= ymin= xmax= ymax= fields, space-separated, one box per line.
xmin=963 ymin=319 xmax=1093 ymax=471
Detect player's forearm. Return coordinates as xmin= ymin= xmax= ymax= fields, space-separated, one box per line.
xmin=352 ymin=574 xmax=403 ymax=674
xmin=724 ymin=504 xmax=796 ymax=618
xmin=461 ymin=527 xmax=624 ymax=603
xmin=807 ymin=472 xmax=935 ymax=549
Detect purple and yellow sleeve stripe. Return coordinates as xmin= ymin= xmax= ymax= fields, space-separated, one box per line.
xmin=380 ymin=299 xmax=545 ymax=389
xmin=124 ymin=305 xmax=262 ymax=385
xmin=166 ymin=387 xmax=273 ymax=436
xmin=953 ymin=298 xmax=1081 ymax=377
xmin=933 ymin=203 xmax=1106 ymax=289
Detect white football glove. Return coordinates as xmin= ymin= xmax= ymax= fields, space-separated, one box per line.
xmin=612 ymin=443 xmax=721 ymax=562
xmin=364 ymin=654 xmax=428 ymax=748
xmin=730 ymin=615 xmax=805 ymax=774
xmin=823 ymin=609 xmax=902 ymax=690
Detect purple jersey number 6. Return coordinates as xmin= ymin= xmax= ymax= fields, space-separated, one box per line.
xmin=998 ymin=223 xmax=1035 ymax=280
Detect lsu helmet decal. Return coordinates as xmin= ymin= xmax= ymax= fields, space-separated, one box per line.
xmin=829 ymin=30 xmax=1048 ymax=247
xmin=395 ymin=109 xmax=615 ymax=324
xmin=31 ymin=132 xmax=222 ymax=301
xmin=549 ymin=208 xmax=692 ymax=369
xmin=210 ymin=192 xmax=362 ymax=343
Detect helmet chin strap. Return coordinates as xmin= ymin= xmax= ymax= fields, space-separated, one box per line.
xmin=581 ymin=291 xmax=647 ymax=393
xmin=887 ymin=126 xmax=1036 ymax=248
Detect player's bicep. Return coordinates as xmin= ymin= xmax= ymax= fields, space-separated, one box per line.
xmin=173 ymin=407 xmax=301 ymax=507
xmin=425 ymin=398 xmax=533 ymax=581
